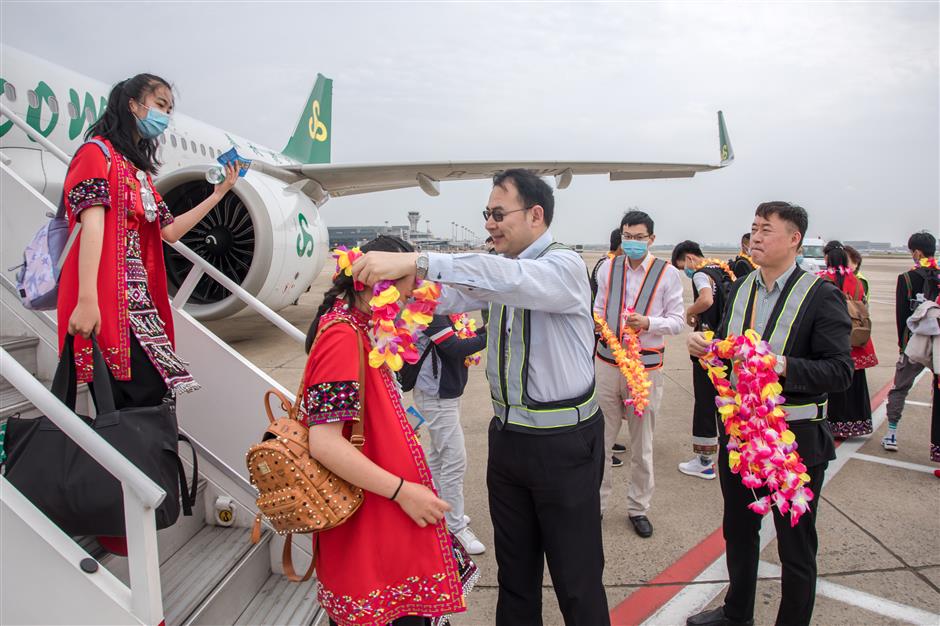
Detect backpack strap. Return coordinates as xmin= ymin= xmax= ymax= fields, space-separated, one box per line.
xmin=298 ymin=318 xmax=368 ymax=447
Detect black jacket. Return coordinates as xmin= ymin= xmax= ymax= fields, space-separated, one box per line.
xmin=418 ymin=315 xmax=487 ymax=400
xmin=896 ymin=268 xmax=930 ymax=352
xmin=718 ymin=267 xmax=853 ymax=466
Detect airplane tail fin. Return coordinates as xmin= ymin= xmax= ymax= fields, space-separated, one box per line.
xmin=281 ymin=74 xmax=333 ymax=164
xmin=718 ymin=110 xmax=734 ymax=166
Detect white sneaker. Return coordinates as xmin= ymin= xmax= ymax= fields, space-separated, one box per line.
xmin=463 ymin=514 xmax=471 ymax=526
xmin=678 ymin=457 xmax=716 ymax=480
xmin=455 ymin=526 xmax=486 ymax=555
xmin=881 ymin=434 xmax=898 ymax=451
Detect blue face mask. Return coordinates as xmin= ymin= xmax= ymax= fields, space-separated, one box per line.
xmin=796 ymin=255 xmax=804 ymax=265
xmin=135 ymin=105 xmax=170 ymax=139
xmin=684 ymin=267 xmax=695 ymax=278
xmin=621 ymin=240 xmax=647 ymax=260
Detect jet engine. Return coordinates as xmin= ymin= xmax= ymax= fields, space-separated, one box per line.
xmin=154 ymin=166 xmax=329 ymax=320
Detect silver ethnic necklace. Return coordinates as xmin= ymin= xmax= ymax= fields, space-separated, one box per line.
xmin=136 ymin=169 xmax=157 ymax=223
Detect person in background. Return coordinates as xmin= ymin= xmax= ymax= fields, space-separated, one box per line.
xmin=594 ymin=210 xmax=685 ymax=538
xmin=821 ymin=241 xmax=877 ymax=439
xmin=844 ymin=245 xmax=870 ymax=295
xmin=883 ymin=232 xmax=938 ymax=451
xmin=57 ymin=73 xmax=237 ymax=556
xmin=730 ymin=232 xmax=757 ymax=277
xmin=412 ymin=313 xmax=488 ymax=555
xmin=591 ymin=228 xmax=623 ymax=303
xmin=671 ymin=240 xmax=736 ymax=479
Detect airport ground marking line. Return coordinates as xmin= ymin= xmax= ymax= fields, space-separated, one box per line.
xmin=633 ymin=371 xmax=929 ymax=626
xmin=905 ymin=400 xmax=932 ymax=407
xmin=757 ymin=561 xmax=940 ymax=626
xmin=852 ymin=452 xmax=939 ymax=475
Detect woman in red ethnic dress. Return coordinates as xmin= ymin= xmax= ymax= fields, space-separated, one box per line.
xmin=58 ymin=73 xmax=236 ymax=408
xmin=301 ymin=236 xmax=474 ymax=626
xmin=822 ymin=241 xmax=877 ymax=438
xmin=58 ymin=74 xmax=236 ymax=554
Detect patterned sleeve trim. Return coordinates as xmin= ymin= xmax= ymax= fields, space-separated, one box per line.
xmin=157 ymin=200 xmax=175 ymax=228
xmin=67 ymin=177 xmax=111 ymax=216
xmin=299 ymin=381 xmax=361 ymax=426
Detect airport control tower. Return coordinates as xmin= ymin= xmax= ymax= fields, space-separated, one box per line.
xmin=407 ymin=211 xmax=421 ymax=237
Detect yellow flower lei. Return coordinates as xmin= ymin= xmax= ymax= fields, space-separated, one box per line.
xmin=696 ymin=258 xmax=737 ymax=282
xmin=594 ymin=312 xmax=652 ymax=415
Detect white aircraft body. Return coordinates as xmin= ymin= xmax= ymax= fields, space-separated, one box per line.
xmin=0 ymin=45 xmax=734 ymax=319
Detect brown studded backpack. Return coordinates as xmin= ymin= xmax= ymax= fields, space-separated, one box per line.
xmin=246 ymin=319 xmax=366 ymax=581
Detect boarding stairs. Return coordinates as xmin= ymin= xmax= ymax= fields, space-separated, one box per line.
xmin=1 ymin=107 xmax=322 ymax=625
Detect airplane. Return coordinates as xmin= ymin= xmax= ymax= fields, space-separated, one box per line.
xmin=0 ymin=44 xmax=734 ymax=320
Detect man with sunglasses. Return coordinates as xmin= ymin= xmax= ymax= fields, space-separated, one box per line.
xmin=352 ymin=169 xmax=608 ymax=626
xmin=593 ymin=210 xmax=684 ymax=538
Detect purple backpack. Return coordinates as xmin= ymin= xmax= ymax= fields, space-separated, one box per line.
xmin=12 ymin=140 xmax=110 ymax=310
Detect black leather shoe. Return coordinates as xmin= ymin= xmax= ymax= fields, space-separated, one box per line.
xmin=612 ymin=443 xmax=627 ymax=453
xmin=686 ymin=606 xmax=753 ymax=626
xmin=629 ymin=515 xmax=653 ymax=538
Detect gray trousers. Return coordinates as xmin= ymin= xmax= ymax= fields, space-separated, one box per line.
xmin=886 ymin=353 xmax=926 ymax=426
xmin=413 ymin=388 xmax=468 ymax=533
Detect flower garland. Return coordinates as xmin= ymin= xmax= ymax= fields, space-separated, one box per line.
xmin=451 ymin=313 xmax=483 ymax=367
xmin=816 ymin=266 xmax=854 ymax=278
xmin=698 ymin=329 xmax=814 ymax=526
xmin=594 ymin=310 xmax=651 ymax=415
xmin=696 ymin=258 xmax=737 ymax=282
xmin=739 ymin=251 xmax=757 ymax=269
xmin=916 ymin=257 xmax=938 ymax=271
xmin=331 ymin=246 xmax=442 ymax=372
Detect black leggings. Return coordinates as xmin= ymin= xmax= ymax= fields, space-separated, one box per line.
xmin=88 ymin=334 xmax=168 ymax=411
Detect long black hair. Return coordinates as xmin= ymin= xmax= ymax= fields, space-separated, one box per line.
xmin=824 ymin=240 xmax=850 ymax=289
xmin=305 ymin=235 xmax=415 ymax=353
xmin=85 ymin=73 xmax=172 ymax=174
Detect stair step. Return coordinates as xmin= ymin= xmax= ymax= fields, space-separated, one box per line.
xmin=235 ymin=574 xmax=322 ymax=626
xmin=1 ymin=382 xmax=91 ymax=420
xmin=162 ymin=525 xmax=264 ymax=626
xmin=0 ymin=336 xmax=39 ymax=380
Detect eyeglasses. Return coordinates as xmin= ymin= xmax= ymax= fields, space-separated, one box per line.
xmin=483 ymin=206 xmax=532 ymax=223
xmin=621 ymin=233 xmax=650 ymax=241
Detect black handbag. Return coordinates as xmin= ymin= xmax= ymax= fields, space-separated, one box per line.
xmin=1 ymin=335 xmax=197 ymax=537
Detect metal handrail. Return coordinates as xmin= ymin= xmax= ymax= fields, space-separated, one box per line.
xmin=0 ymin=101 xmax=307 ymax=346
xmin=0 ymin=350 xmax=165 ymax=506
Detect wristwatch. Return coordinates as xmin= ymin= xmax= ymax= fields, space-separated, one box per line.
xmin=415 ymin=252 xmax=430 ymax=280
xmin=773 ymin=356 xmax=787 ymax=376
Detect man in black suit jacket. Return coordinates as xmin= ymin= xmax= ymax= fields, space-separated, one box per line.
xmin=686 ymin=202 xmax=853 ymax=626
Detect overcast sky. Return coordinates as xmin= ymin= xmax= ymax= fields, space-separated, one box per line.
xmin=3 ymin=1 xmax=938 ymax=246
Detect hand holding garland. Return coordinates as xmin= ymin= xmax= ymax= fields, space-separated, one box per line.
xmin=594 ymin=310 xmax=652 ymax=416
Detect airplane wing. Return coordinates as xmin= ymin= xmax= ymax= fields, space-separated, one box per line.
xmin=251 ymin=111 xmax=734 ymax=206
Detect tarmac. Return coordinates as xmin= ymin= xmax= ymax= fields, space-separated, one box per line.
xmin=206 ymin=253 xmax=939 ymax=626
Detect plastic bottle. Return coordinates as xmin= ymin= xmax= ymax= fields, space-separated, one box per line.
xmin=205 ymin=165 xmax=225 ymax=184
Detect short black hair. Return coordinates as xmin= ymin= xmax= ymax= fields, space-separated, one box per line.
xmin=671 ymin=240 xmax=703 ymax=267
xmin=492 ymin=169 xmax=555 ymax=226
xmin=844 ymin=245 xmax=862 ymax=269
xmin=609 ymin=228 xmax=622 ymax=252
xmin=908 ymin=231 xmax=936 ymax=257
xmin=621 ymin=210 xmax=654 ymax=236
xmin=754 ymin=201 xmax=808 ymax=246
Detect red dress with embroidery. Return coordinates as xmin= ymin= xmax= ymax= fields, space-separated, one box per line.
xmin=298 ymin=302 xmax=466 ymax=626
xmin=824 ymin=272 xmax=878 ymax=370
xmin=56 ymin=138 xmax=198 ymax=394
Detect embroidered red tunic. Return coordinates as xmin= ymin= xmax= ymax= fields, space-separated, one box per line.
xmin=56 ymin=138 xmax=198 ymax=393
xmin=823 ymin=271 xmax=878 ymax=370
xmin=298 ymin=302 xmax=466 ymax=626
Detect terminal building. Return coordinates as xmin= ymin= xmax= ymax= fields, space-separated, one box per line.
xmin=327 ymin=212 xmax=470 ymax=250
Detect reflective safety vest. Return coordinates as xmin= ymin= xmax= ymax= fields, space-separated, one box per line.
xmin=725 ymin=270 xmax=826 ymax=423
xmin=596 ymin=255 xmax=668 ymax=369
xmin=486 ymin=242 xmax=599 ymax=431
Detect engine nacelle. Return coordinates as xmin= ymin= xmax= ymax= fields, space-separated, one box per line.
xmin=154 ymin=165 xmax=328 ymax=320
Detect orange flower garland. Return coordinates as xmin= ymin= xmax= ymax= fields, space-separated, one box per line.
xmin=916 ymin=257 xmax=938 ymax=271
xmin=450 ymin=313 xmax=483 ymax=367
xmin=696 ymin=258 xmax=737 ymax=282
xmin=594 ymin=311 xmax=652 ymax=415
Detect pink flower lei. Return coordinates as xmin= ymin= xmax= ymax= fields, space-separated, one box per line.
xmin=331 ymin=246 xmax=442 ymax=372
xmin=698 ymin=329 xmax=814 ymax=526
xmin=450 ymin=313 xmax=483 ymax=367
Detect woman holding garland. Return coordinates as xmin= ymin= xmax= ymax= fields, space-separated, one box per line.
xmin=302 ymin=235 xmax=474 ymax=626
xmin=58 ymin=74 xmax=237 ymax=554
xmin=821 ymin=241 xmax=877 ymax=438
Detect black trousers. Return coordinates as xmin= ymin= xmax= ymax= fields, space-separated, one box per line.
xmin=691 ymin=359 xmax=720 ymax=450
xmin=88 ymin=333 xmax=168 ymax=411
xmin=487 ymin=412 xmax=609 ymax=626
xmin=718 ymin=440 xmax=827 ymax=626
